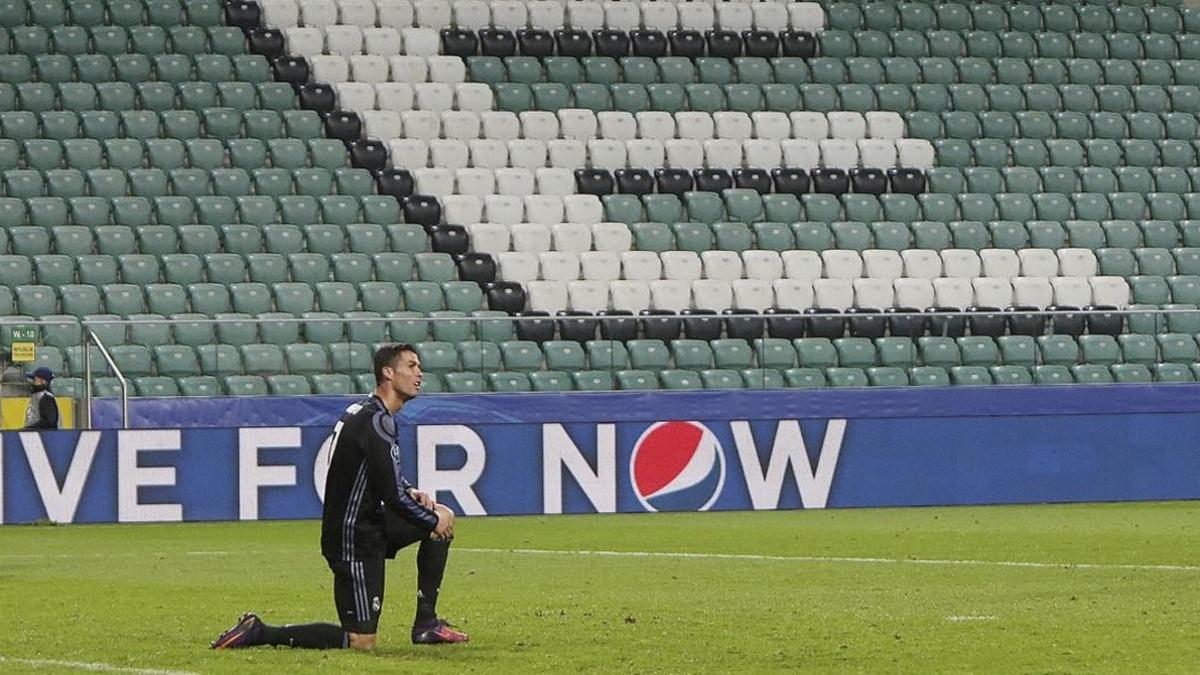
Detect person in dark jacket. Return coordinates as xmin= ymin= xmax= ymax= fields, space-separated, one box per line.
xmin=24 ymin=366 xmax=58 ymax=430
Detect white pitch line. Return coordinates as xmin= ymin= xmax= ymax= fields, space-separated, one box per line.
xmin=0 ymin=656 xmax=198 ymax=675
xmin=946 ymin=615 xmax=997 ymax=622
xmin=457 ymin=547 xmax=1200 ymax=573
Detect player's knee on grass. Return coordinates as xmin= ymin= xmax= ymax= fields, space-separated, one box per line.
xmin=348 ymin=632 xmax=377 ymax=651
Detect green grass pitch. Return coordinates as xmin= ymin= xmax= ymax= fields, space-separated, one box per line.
xmin=1 ymin=502 xmax=1198 ymax=673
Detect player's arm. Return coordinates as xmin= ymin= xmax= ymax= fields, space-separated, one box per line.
xmin=363 ymin=412 xmax=439 ymax=532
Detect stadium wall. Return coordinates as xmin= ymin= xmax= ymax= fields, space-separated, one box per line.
xmin=4 ymin=386 xmax=1200 ymax=524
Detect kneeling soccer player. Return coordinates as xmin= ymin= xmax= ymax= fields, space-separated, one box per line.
xmin=212 ymin=343 xmax=469 ymax=650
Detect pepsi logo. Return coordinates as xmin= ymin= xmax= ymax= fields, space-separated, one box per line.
xmin=630 ymin=421 xmax=726 ymax=512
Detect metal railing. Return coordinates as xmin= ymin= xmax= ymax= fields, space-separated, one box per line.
xmin=83 ymin=329 xmax=130 ymax=429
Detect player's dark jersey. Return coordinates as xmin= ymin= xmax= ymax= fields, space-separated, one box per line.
xmin=320 ymin=394 xmax=438 ymax=561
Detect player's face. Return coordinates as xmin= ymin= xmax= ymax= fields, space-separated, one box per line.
xmin=386 ymin=351 xmax=423 ymax=401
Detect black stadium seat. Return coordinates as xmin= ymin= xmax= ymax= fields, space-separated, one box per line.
xmin=742 ymin=30 xmax=779 ymax=58
xmin=515 ymin=309 xmax=554 ymax=340
xmin=488 ymin=284 xmax=529 ymax=317
xmin=272 ymin=56 xmax=310 ymax=86
xmin=248 ymin=28 xmax=285 ymax=60
xmin=732 ymin=168 xmax=772 ymax=194
xmin=598 ymin=310 xmax=638 ymax=341
xmin=516 ymin=29 xmax=554 ymax=57
xmin=615 ymin=168 xmax=654 ymax=195
xmin=429 ymin=224 xmax=468 ymax=255
xmin=401 ymin=195 xmax=441 ymax=227
xmin=781 ymin=30 xmax=818 ymax=58
xmin=299 ymin=83 xmax=336 ymax=113
xmin=557 ymin=310 xmax=598 ymax=343
xmin=223 ymin=0 xmax=261 ymax=31
xmin=654 ymin=168 xmax=693 ymax=195
xmin=592 ymin=29 xmax=630 ymax=58
xmin=681 ymin=309 xmax=722 ymax=340
xmin=322 ymin=111 xmax=361 ymax=143
xmin=639 ymin=309 xmax=681 ymax=341
xmin=479 ymin=29 xmax=517 ymax=57
xmin=348 ymin=140 xmax=387 ymax=173
xmin=810 ymin=168 xmax=849 ymax=194
xmin=574 ymin=169 xmax=614 ymax=196
xmin=554 ymin=29 xmax=592 ymax=57
xmin=630 ymin=29 xmax=667 ymax=57
xmin=705 ymin=30 xmax=742 ymax=58
xmin=772 ymin=168 xmax=811 ymax=195
xmin=888 ymin=167 xmax=927 ymax=194
xmin=377 ymin=169 xmax=414 ymax=199
xmin=440 ymin=28 xmax=478 ymax=57
xmin=850 ymin=168 xmax=888 ymax=194
xmin=455 ymin=253 xmax=496 ymax=285
xmin=693 ymin=168 xmax=732 ymax=193
xmin=668 ymin=30 xmax=705 ymax=58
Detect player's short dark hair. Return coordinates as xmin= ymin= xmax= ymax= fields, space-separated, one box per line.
xmin=373 ymin=343 xmax=417 ymax=385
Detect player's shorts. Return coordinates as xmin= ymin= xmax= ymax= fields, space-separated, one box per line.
xmin=328 ymin=556 xmax=385 ymax=634
xmin=384 ymin=508 xmax=435 ymax=559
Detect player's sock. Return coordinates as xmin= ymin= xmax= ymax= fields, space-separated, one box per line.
xmin=414 ymin=538 xmax=451 ymax=625
xmin=260 ymin=623 xmax=348 ymax=649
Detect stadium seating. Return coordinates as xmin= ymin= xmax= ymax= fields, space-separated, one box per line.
xmin=5 ymin=0 xmax=1200 ymax=396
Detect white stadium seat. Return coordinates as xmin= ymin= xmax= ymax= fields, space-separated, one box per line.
xmin=467 ymin=222 xmax=510 ymax=253
xmin=900 ymin=249 xmax=943 ymax=279
xmin=894 ymin=278 xmax=935 ymax=308
xmin=388 ymin=55 xmax=427 ymax=83
xmin=650 ymin=280 xmax=692 ymax=312
xmin=1012 ymin=277 xmax=1053 ymax=308
xmin=430 ymin=57 xmax=468 ymax=84
xmin=469 ymin=139 xmax=508 ymax=169
xmin=853 ymin=278 xmax=895 ymax=309
xmin=622 ymin=251 xmax=664 ymax=281
xmin=610 ymin=280 xmax=651 ymax=312
xmin=376 ymin=0 xmax=414 ymax=28
xmin=790 ymin=112 xmax=829 ymax=140
xmin=674 ymin=112 xmax=714 ymax=140
xmin=1089 ymin=276 xmax=1130 ymax=307
xmin=692 ymin=279 xmax=733 ymax=312
xmin=701 ymin=250 xmax=744 ymax=281
xmin=662 ymin=251 xmax=702 ymax=281
xmin=732 ymin=279 xmax=772 ymax=311
xmin=580 ymin=251 xmax=621 ymax=281
xmin=498 ymin=251 xmax=540 ymax=282
xmin=527 ymin=280 xmax=569 ymax=312
xmin=773 ymin=279 xmax=814 ymax=310
xmin=1018 ymin=249 xmax=1060 ymax=278
xmin=568 ymin=281 xmax=610 ymax=312
xmin=827 ymin=112 xmax=866 ymax=140
xmin=387 ymin=138 xmax=427 ymax=167
xmin=540 ymin=252 xmax=582 ymax=282
xmin=972 ymin=278 xmax=1014 ymax=307
xmin=861 ymin=250 xmax=903 ymax=279
xmin=820 ymin=250 xmax=863 ymax=280
xmin=261 ymin=0 xmax=300 ymax=28
xmin=980 ymin=249 xmax=1021 ymax=278
xmin=812 ymin=279 xmax=854 ymax=310
xmin=941 ymin=249 xmax=982 ymax=279
xmin=932 ymin=277 xmax=973 ymax=308
xmin=512 ymin=222 xmax=553 ymax=252
xmin=742 ymin=250 xmax=783 ymax=280
xmin=1057 ymin=249 xmax=1098 ymax=278
xmin=553 ymin=223 xmax=594 ymax=254
xmin=1052 ymin=277 xmax=1094 ymax=307
xmin=592 ymin=222 xmax=633 ymax=253
xmin=337 ymin=0 xmax=377 ymax=27
xmin=324 ymin=25 xmax=363 ymax=56
xmin=484 ymin=195 xmax=524 ymax=224
xmin=782 ymin=250 xmax=822 ymax=280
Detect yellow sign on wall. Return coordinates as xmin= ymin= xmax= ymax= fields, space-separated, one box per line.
xmin=1 ymin=397 xmax=75 ymax=430
xmin=10 ymin=342 xmax=35 ymax=362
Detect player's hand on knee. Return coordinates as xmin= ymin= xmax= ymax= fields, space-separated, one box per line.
xmin=432 ymin=504 xmax=455 ymax=541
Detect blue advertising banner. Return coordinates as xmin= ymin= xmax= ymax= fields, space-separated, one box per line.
xmin=5 ymin=388 xmax=1200 ymax=524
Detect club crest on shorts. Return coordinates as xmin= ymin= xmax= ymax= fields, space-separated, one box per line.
xmin=372 ymin=596 xmax=381 ymax=612
xmin=630 ymin=421 xmax=726 ymax=512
